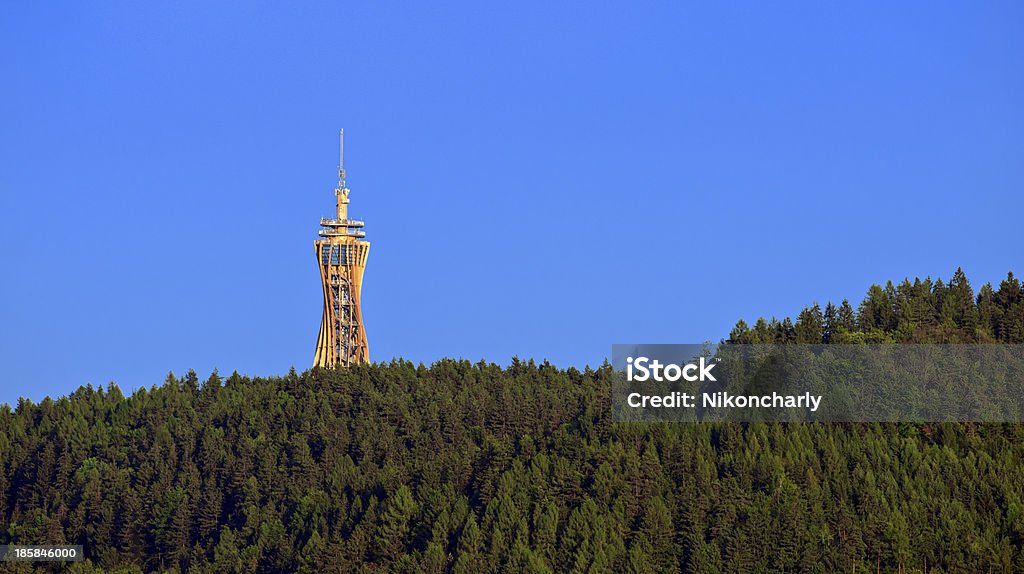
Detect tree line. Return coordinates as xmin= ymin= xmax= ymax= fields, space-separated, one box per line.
xmin=729 ymin=268 xmax=1024 ymax=345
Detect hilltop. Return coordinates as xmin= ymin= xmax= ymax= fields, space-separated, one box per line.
xmin=1 ymin=269 xmax=1023 ymax=573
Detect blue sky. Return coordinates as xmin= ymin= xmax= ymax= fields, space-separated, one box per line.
xmin=1 ymin=2 xmax=1022 ymax=405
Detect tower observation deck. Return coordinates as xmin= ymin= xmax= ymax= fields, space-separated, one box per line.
xmin=313 ymin=129 xmax=370 ymax=367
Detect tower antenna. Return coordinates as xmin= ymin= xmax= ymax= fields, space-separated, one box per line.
xmin=338 ymin=129 xmax=346 ymax=186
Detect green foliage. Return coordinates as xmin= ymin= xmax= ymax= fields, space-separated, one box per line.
xmin=730 ymin=269 xmax=1024 ymax=345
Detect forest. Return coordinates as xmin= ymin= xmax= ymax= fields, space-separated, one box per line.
xmin=2 ymin=268 xmax=1024 ymax=573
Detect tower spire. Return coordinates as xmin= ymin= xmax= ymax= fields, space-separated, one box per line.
xmin=335 ymin=129 xmax=349 ymax=221
xmin=338 ymin=128 xmax=346 ymax=187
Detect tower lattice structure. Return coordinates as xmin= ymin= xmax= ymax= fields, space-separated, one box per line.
xmin=314 ymin=129 xmax=370 ymax=367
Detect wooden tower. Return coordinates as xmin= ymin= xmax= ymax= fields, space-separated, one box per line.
xmin=313 ymin=129 xmax=370 ymax=367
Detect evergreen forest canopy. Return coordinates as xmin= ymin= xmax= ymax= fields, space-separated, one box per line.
xmin=2 ymin=269 xmax=1024 ymax=573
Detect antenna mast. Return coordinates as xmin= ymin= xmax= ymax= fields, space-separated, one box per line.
xmin=335 ymin=129 xmax=350 ymax=221
xmin=338 ymin=128 xmax=346 ymax=187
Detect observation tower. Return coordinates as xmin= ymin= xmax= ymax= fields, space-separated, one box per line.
xmin=313 ymin=129 xmax=370 ymax=367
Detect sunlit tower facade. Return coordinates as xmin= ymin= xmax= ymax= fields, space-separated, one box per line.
xmin=314 ymin=130 xmax=370 ymax=367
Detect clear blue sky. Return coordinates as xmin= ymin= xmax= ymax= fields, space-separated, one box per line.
xmin=1 ymin=2 xmax=1022 ymax=406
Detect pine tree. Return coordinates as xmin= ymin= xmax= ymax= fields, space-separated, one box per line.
xmin=976 ymin=283 xmax=999 ymax=340
xmin=729 ymin=320 xmax=751 ymax=344
xmin=942 ymin=267 xmax=978 ymax=333
xmin=794 ymin=304 xmax=824 ymax=343
xmin=836 ymin=299 xmax=856 ymax=334
xmin=453 ymin=514 xmax=484 ymax=574
xmin=375 ymin=486 xmax=416 ymax=561
xmin=639 ymin=495 xmax=677 ymax=572
xmin=823 ymin=302 xmax=837 ymax=343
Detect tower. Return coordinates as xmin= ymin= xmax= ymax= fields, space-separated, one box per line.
xmin=314 ymin=129 xmax=370 ymax=367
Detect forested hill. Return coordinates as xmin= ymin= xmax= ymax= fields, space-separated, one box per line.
xmin=2 ymin=270 xmax=1024 ymax=573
